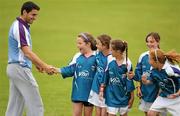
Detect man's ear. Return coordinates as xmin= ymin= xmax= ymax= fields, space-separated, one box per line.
xmin=22 ymin=10 xmax=27 ymax=15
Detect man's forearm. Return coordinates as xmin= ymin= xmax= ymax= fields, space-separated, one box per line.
xmin=21 ymin=46 xmax=48 ymax=69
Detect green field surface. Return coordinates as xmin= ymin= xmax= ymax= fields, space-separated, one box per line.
xmin=0 ymin=0 xmax=180 ymax=115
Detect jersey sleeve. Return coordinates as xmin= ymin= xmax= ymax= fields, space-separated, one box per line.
xmin=178 ymin=78 xmax=180 ymax=90
xmin=126 ymin=78 xmax=135 ymax=92
xmin=102 ymin=55 xmax=113 ymax=85
xmin=13 ymin=22 xmax=30 ymax=48
xmin=134 ymin=57 xmax=143 ymax=81
xmin=170 ymin=65 xmax=180 ymax=90
xmin=166 ymin=61 xmax=180 ymax=90
xmin=127 ymin=59 xmax=133 ymax=72
xmin=96 ymin=55 xmax=107 ymax=85
xmin=60 ymin=53 xmax=81 ymax=78
xmin=123 ymin=59 xmax=135 ymax=93
xmin=60 ymin=64 xmax=76 ymax=78
xmin=96 ymin=66 xmax=106 ymax=84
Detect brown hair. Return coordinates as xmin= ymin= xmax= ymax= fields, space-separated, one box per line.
xmin=145 ymin=32 xmax=160 ymax=48
xmin=21 ymin=1 xmax=40 ymax=15
xmin=97 ymin=34 xmax=111 ymax=49
xmin=149 ymin=49 xmax=180 ymax=65
xmin=78 ymin=32 xmax=97 ymax=50
xmin=111 ymin=39 xmax=128 ymax=65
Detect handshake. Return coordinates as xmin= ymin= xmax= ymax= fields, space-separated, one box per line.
xmin=36 ymin=65 xmax=60 ymax=75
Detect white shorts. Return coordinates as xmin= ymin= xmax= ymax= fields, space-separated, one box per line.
xmin=139 ymin=99 xmax=153 ymax=112
xmin=88 ymin=90 xmax=106 ymax=108
xmin=150 ymin=96 xmax=180 ymax=116
xmin=107 ymin=106 xmax=129 ymax=115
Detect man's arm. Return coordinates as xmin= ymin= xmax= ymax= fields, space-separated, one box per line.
xmin=21 ymin=46 xmax=52 ymax=73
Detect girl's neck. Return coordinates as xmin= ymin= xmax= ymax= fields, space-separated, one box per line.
xmin=115 ymin=55 xmax=124 ymax=66
xmin=84 ymin=49 xmax=93 ymax=58
xmin=102 ymin=49 xmax=111 ymax=56
xmin=157 ymin=63 xmax=164 ymax=71
xmin=149 ymin=47 xmax=158 ymax=51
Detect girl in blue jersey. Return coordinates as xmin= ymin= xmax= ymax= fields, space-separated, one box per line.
xmin=55 ymin=33 xmax=97 ymax=116
xmin=142 ymin=49 xmax=180 ymax=116
xmin=101 ymin=40 xmax=135 ymax=116
xmin=88 ymin=34 xmax=111 ymax=116
xmin=133 ymin=32 xmax=165 ymax=116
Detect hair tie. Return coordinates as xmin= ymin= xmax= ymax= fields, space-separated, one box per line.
xmin=80 ymin=33 xmax=89 ymax=42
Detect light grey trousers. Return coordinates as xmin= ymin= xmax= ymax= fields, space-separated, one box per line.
xmin=6 ymin=64 xmax=44 ymax=116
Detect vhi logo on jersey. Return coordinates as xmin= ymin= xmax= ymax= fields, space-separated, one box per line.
xmin=110 ymin=77 xmax=120 ymax=84
xmin=91 ymin=65 xmax=96 ymax=71
xmin=97 ymin=67 xmax=104 ymax=73
xmin=78 ymin=70 xmax=89 ymax=77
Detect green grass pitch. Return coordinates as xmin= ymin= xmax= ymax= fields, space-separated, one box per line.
xmin=0 ymin=0 xmax=180 ymax=115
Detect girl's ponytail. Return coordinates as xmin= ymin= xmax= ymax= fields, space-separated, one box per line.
xmin=150 ymin=49 xmax=180 ymax=65
xmin=164 ymin=50 xmax=180 ymax=64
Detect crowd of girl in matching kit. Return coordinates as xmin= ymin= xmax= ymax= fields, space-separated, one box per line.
xmin=56 ymin=32 xmax=180 ymax=116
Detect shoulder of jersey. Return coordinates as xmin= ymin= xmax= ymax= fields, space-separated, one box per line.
xmin=164 ymin=60 xmax=180 ymax=77
xmin=138 ymin=51 xmax=149 ymax=63
xmin=107 ymin=55 xmax=115 ymax=64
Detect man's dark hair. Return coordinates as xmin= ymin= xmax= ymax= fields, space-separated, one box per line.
xmin=21 ymin=1 xmax=40 ymax=15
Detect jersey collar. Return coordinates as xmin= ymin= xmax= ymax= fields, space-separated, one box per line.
xmin=16 ymin=17 xmax=30 ymax=29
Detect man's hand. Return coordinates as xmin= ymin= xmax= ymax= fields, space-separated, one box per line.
xmin=36 ymin=66 xmax=44 ymax=73
xmin=45 ymin=66 xmax=60 ymax=75
xmin=44 ymin=65 xmax=55 ymax=75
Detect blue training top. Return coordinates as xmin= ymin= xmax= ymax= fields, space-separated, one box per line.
xmin=134 ymin=51 xmax=159 ymax=102
xmin=8 ymin=17 xmax=32 ymax=69
xmin=104 ymin=55 xmax=135 ymax=107
xmin=91 ymin=51 xmax=110 ymax=94
xmin=60 ymin=52 xmax=97 ymax=102
xmin=148 ymin=60 xmax=180 ymax=97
